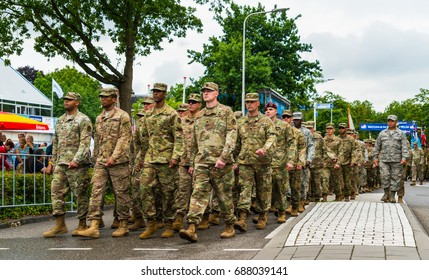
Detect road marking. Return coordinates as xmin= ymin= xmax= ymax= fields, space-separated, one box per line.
xmin=223 ymin=249 xmax=261 ymax=252
xmin=0 ymin=248 xmax=10 ymax=250
xmin=133 ymin=248 xmax=178 ymax=251
xmin=48 ymin=248 xmax=92 ymax=251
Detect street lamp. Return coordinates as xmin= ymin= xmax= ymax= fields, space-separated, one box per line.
xmin=314 ymin=78 xmax=335 ymax=131
xmin=242 ymin=8 xmax=287 ymax=115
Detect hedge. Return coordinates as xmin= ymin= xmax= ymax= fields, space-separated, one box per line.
xmin=0 ymin=169 xmax=115 ymax=222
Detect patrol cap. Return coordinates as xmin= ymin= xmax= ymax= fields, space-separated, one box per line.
xmin=387 ymin=114 xmax=398 ymax=121
xmin=234 ymin=111 xmax=243 ymax=119
xmin=62 ymin=92 xmax=81 ymax=100
xmin=346 ymin=128 xmax=354 ymax=134
xmin=316 ymin=131 xmax=322 ymax=134
xmin=338 ymin=122 xmax=347 ymax=128
xmin=326 ymin=122 xmax=335 ymax=129
xmin=99 ymin=87 xmax=119 ymax=97
xmin=371 ymin=139 xmax=376 ymax=144
xmin=177 ymin=103 xmax=189 ymax=112
xmin=305 ymin=121 xmax=314 ymax=128
xmin=187 ymin=93 xmax=202 ymax=102
xmin=143 ymin=95 xmax=154 ymax=104
xmin=282 ymin=110 xmax=293 ymax=117
xmin=264 ymin=102 xmax=277 ymax=110
xmin=201 ymin=82 xmax=218 ymax=92
xmin=293 ymin=112 xmax=303 ymax=120
xmin=245 ymin=92 xmax=259 ymax=101
xmin=151 ymin=82 xmax=168 ymax=92
xmin=136 ymin=110 xmax=145 ymax=117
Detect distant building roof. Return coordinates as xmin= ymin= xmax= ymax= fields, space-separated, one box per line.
xmin=0 ymin=58 xmax=52 ymax=107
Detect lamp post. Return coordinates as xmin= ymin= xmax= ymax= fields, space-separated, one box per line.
xmin=314 ymin=78 xmax=335 ymax=131
xmin=242 ymin=8 xmax=287 ymax=115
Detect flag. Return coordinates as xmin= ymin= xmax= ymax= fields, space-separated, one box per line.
xmin=421 ymin=129 xmax=427 ymax=147
xmin=52 ymin=78 xmax=64 ymax=98
xmin=347 ymin=106 xmax=355 ymax=130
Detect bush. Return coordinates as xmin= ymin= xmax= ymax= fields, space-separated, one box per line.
xmin=0 ymin=169 xmax=116 ymax=222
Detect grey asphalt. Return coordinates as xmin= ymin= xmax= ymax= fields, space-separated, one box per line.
xmin=254 ymin=191 xmax=429 ymax=260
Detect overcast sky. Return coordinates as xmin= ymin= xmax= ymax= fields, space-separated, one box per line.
xmin=8 ymin=0 xmax=429 ymax=112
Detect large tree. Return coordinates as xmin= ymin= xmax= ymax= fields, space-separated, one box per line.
xmin=16 ymin=66 xmax=45 ymax=84
xmin=188 ymin=2 xmax=323 ymax=110
xmin=0 ymin=0 xmax=205 ymax=114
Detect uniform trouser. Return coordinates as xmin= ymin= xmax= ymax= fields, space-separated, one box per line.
xmin=271 ymin=167 xmax=290 ymax=211
xmin=398 ymin=164 xmax=407 ymax=197
xmin=321 ymin=167 xmax=343 ymax=196
xmin=300 ymin=166 xmax=310 ymax=199
xmin=289 ymin=169 xmax=302 ymax=208
xmin=130 ymin=167 xmax=143 ymax=218
xmin=365 ymin=168 xmax=374 ymax=189
xmin=140 ymin=163 xmax=177 ymax=222
xmin=351 ymin=165 xmax=359 ymax=194
xmin=341 ymin=164 xmax=353 ymax=196
xmin=186 ymin=164 xmax=236 ymax=225
xmin=51 ymin=165 xmax=90 ymax=219
xmin=359 ymin=165 xmax=367 ymax=188
xmin=411 ymin=164 xmax=423 ymax=182
xmin=309 ymin=167 xmax=322 ymax=199
xmin=175 ymin=165 xmax=193 ymax=216
xmin=379 ymin=161 xmax=403 ymax=193
xmin=236 ymin=164 xmax=272 ymax=214
xmin=87 ymin=163 xmax=131 ymax=221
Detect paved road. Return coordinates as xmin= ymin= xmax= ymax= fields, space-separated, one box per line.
xmin=0 ymin=210 xmax=282 ymax=260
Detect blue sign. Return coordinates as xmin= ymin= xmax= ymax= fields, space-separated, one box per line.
xmin=315 ymin=103 xmax=333 ymax=109
xmin=360 ymin=122 xmax=417 ymax=132
xmin=29 ymin=115 xmax=43 ymax=122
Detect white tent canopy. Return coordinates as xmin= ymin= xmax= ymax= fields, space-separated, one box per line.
xmin=0 ymin=58 xmax=52 ymax=107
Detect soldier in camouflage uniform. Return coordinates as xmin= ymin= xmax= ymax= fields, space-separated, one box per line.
xmin=293 ymin=112 xmax=314 ymax=210
xmin=410 ymin=141 xmax=424 ymax=186
xmin=78 ymin=87 xmax=132 ymax=238
xmin=233 ymin=94 xmax=276 ymax=232
xmin=265 ymin=103 xmax=295 ymax=223
xmin=305 ymin=121 xmax=336 ymax=202
xmin=338 ymin=123 xmax=358 ymax=202
xmin=282 ymin=110 xmax=306 ymax=216
xmin=137 ymin=83 xmax=183 ymax=239
xmin=322 ymin=123 xmax=342 ymax=201
xmin=179 ymin=82 xmax=237 ymax=242
xmin=363 ymin=139 xmax=375 ymax=192
xmin=373 ymin=115 xmax=409 ymax=203
xmin=172 ymin=93 xmax=202 ymax=232
xmin=177 ymin=103 xmax=189 ymax=118
xmin=349 ymin=129 xmax=363 ymax=199
xmin=128 ymin=96 xmax=155 ymax=231
xmin=43 ymin=92 xmax=92 ymax=238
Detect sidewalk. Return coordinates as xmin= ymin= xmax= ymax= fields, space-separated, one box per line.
xmin=254 ymin=192 xmax=429 ymax=260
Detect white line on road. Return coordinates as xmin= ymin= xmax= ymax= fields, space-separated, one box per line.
xmin=133 ymin=248 xmax=178 ymax=251
xmin=0 ymin=248 xmax=10 ymax=250
xmin=223 ymin=249 xmax=262 ymax=252
xmin=48 ymin=248 xmax=92 ymax=251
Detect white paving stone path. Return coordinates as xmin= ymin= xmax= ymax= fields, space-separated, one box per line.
xmin=285 ymin=201 xmax=416 ymax=247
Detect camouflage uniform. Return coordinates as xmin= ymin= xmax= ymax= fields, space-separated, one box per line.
xmin=322 ymin=124 xmax=343 ymax=198
xmin=338 ymin=124 xmax=358 ymax=200
xmin=270 ymin=118 xmax=295 ymax=212
xmin=363 ymin=140 xmax=375 ymax=191
xmin=235 ymin=110 xmax=277 ymax=215
xmin=175 ymin=95 xmax=201 ymax=217
xmin=88 ymin=100 xmax=132 ymax=222
xmin=410 ymin=145 xmax=424 ymax=185
xmin=51 ymin=93 xmax=92 ymax=220
xmin=139 ymin=101 xmax=183 ymax=223
xmin=350 ymin=130 xmax=362 ymax=198
xmin=373 ymin=115 xmax=409 ymax=201
xmin=186 ymin=100 xmax=237 ymax=226
xmin=306 ymin=122 xmax=336 ymax=201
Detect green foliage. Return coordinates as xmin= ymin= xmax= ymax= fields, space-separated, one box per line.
xmin=0 ymin=0 xmax=205 ymax=114
xmin=0 ymin=169 xmax=115 ymax=222
xmin=33 ymin=66 xmax=102 ymax=123
xmin=188 ymin=3 xmax=323 ymax=111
